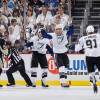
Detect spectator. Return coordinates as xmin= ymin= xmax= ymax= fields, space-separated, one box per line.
xmin=27 ymin=5 xmax=36 ymax=22
xmin=25 ymin=8 xmax=36 ymax=39
xmin=9 ymin=8 xmax=22 ymax=25
xmin=51 ymin=0 xmax=59 ymax=14
xmin=0 ymin=0 xmax=12 ymax=16
xmin=8 ymin=19 xmax=21 ymax=45
xmin=0 ymin=24 xmax=6 ymax=35
xmin=28 ymin=0 xmax=45 ymax=17
xmin=0 ymin=11 xmax=8 ymax=25
xmin=36 ymin=5 xmax=53 ymax=31
xmin=53 ymin=13 xmax=61 ymax=25
xmin=8 ymin=0 xmax=15 ymax=10
xmin=14 ymin=0 xmax=20 ymax=9
xmin=18 ymin=3 xmax=24 ymax=17
xmin=28 ymin=4 xmax=33 ymax=11
xmin=59 ymin=0 xmax=68 ymax=14
xmin=28 ymin=4 xmax=36 ymax=17
xmin=53 ymin=6 xmax=72 ymax=30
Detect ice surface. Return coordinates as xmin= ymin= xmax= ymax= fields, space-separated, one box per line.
xmin=0 ymin=86 xmax=100 ymax=100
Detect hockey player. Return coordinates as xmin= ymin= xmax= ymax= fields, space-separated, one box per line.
xmin=75 ymin=25 xmax=100 ymax=93
xmin=4 ymin=41 xmax=34 ymax=87
xmin=28 ymin=29 xmax=52 ymax=87
xmin=45 ymin=24 xmax=70 ymax=87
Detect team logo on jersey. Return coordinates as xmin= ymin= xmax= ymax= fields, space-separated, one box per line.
xmin=37 ymin=43 xmax=45 ymax=49
xmin=48 ymin=57 xmax=59 ymax=74
xmin=57 ymin=35 xmax=64 ymax=44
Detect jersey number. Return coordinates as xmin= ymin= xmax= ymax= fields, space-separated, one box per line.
xmin=86 ymin=39 xmax=97 ymax=48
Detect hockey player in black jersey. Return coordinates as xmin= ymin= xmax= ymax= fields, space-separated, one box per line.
xmin=4 ymin=41 xmax=34 ymax=87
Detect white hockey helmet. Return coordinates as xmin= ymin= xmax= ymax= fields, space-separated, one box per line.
xmin=86 ymin=25 xmax=94 ymax=33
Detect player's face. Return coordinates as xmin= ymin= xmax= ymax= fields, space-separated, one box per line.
xmin=37 ymin=32 xmax=42 ymax=38
xmin=55 ymin=28 xmax=63 ymax=35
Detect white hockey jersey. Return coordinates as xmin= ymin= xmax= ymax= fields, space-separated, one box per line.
xmin=75 ymin=33 xmax=100 ymax=57
xmin=49 ymin=32 xmax=68 ymax=53
xmin=29 ymin=36 xmax=50 ymax=54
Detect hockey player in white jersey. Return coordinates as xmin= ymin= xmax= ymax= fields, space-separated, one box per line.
xmin=46 ymin=24 xmax=70 ymax=87
xmin=27 ymin=29 xmax=52 ymax=87
xmin=75 ymin=25 xmax=100 ymax=93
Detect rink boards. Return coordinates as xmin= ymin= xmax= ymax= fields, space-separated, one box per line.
xmin=0 ymin=54 xmax=100 ymax=86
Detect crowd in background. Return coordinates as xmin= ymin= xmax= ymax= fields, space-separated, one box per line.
xmin=0 ymin=0 xmax=74 ymax=53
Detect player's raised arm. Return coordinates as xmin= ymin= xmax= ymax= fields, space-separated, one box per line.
xmin=39 ymin=28 xmax=53 ymax=39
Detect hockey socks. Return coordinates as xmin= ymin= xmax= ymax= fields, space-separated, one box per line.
xmin=31 ymin=68 xmax=38 ymax=87
xmin=41 ymin=69 xmax=49 ymax=87
xmin=59 ymin=66 xmax=70 ymax=87
xmin=89 ymin=72 xmax=98 ymax=93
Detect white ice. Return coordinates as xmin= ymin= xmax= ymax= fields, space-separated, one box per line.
xmin=0 ymin=86 xmax=100 ymax=100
